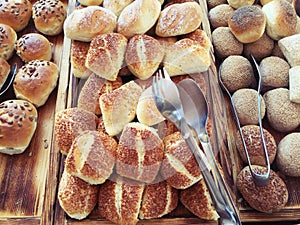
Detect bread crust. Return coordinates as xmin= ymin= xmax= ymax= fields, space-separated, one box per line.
xmin=0 ymin=58 xmax=10 ymax=89
xmin=0 ymin=24 xmax=17 ymax=60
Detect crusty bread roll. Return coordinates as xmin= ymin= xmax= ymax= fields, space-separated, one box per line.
xmin=0 ymin=24 xmax=17 ymax=60
xmin=228 ymin=5 xmax=266 ymax=43
xmin=227 ymin=0 xmax=255 ymax=9
xmin=156 ymin=2 xmax=203 ymax=37
xmin=32 ymin=0 xmax=67 ymax=36
xmin=116 ymin=122 xmax=164 ymax=183
xmin=117 ymin=0 xmax=161 ymax=38
xmin=278 ymin=33 xmax=300 ymax=67
xmin=237 ymin=165 xmax=289 ymax=213
xmin=77 ymin=74 xmax=122 ymax=115
xmin=0 ymin=100 xmax=37 ymax=155
xmin=98 ymin=175 xmax=145 ymax=225
xmin=103 ymin=0 xmax=134 ymax=17
xmin=164 ymin=0 xmax=195 ymax=7
xmin=58 ymin=170 xmax=99 ymax=220
xmin=78 ymin=0 xmax=103 ymax=5
xmin=289 ymin=66 xmax=300 ymax=103
xmin=262 ymin=0 xmax=297 ymax=40
xmin=0 ymin=0 xmax=32 ymax=32
xmin=208 ymin=4 xmax=235 ymax=29
xmin=180 ymin=179 xmax=219 ymax=220
xmin=15 ymin=33 xmax=52 ymax=63
xmin=0 ymin=58 xmax=10 ymax=90
xmin=64 ymin=6 xmax=117 ymax=42
xmin=125 ymin=34 xmax=164 ymax=80
xmin=85 ymin=33 xmax=128 ymax=81
xmin=65 ymin=130 xmax=117 ymax=185
xmin=13 ymin=60 xmax=59 ymax=107
xmin=183 ymin=29 xmax=212 ymax=51
xmin=100 ymin=81 xmax=143 ymax=136
xmin=160 ymin=132 xmax=202 ymax=189
xmin=54 ymin=108 xmax=98 ymax=155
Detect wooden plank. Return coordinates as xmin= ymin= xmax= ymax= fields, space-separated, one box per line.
xmin=0 ymin=218 xmax=40 ymax=225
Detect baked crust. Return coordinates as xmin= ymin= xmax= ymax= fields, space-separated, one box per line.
xmin=0 ymin=24 xmax=17 ymax=60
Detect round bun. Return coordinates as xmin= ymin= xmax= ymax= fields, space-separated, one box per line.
xmin=235 ymin=125 xmax=277 ymax=166
xmin=78 ymin=0 xmax=104 ymax=5
xmin=15 ymin=33 xmax=52 ymax=62
xmin=227 ymin=0 xmax=255 ymax=9
xmin=228 ymin=5 xmax=266 ymax=43
xmin=0 ymin=58 xmax=10 ymax=89
xmin=262 ymin=0 xmax=297 ymax=40
xmin=0 ymin=100 xmax=37 ymax=155
xmin=276 ymin=132 xmax=300 ymax=177
xmin=0 ymin=0 xmax=32 ymax=32
xmin=32 ymin=0 xmax=67 ymax=36
xmin=0 ymin=24 xmax=17 ymax=60
xmin=103 ymin=0 xmax=133 ymax=17
xmin=208 ymin=4 xmax=235 ymax=29
xmin=237 ymin=165 xmax=289 ymax=213
xmin=13 ymin=60 xmax=59 ymax=107
xmin=207 ymin=0 xmax=227 ymax=9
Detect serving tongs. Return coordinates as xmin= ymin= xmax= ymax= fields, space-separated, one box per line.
xmin=218 ymin=55 xmax=270 ymax=187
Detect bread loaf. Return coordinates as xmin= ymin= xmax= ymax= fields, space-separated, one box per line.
xmin=278 ymin=33 xmax=300 ymax=67
xmin=0 ymin=58 xmax=10 ymax=90
xmin=289 ymin=66 xmax=300 ymax=103
xmin=0 ymin=24 xmax=17 ymax=60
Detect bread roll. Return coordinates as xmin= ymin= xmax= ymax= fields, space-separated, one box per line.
xmin=58 ymin=170 xmax=99 ymax=220
xmin=85 ymin=33 xmax=128 ymax=81
xmin=100 ymin=81 xmax=143 ymax=136
xmin=183 ymin=29 xmax=212 ymax=51
xmin=78 ymin=0 xmax=103 ymax=5
xmin=65 ymin=130 xmax=117 ymax=185
xmin=98 ymin=175 xmax=145 ymax=225
xmin=278 ymin=33 xmax=300 ymax=67
xmin=228 ymin=5 xmax=266 ymax=43
xmin=103 ymin=0 xmax=134 ymax=17
xmin=0 ymin=0 xmax=32 ymax=32
xmin=54 ymin=108 xmax=98 ymax=155
xmin=208 ymin=4 xmax=235 ymax=29
xmin=227 ymin=0 xmax=255 ymax=9
xmin=156 ymin=2 xmax=202 ymax=37
xmin=289 ymin=66 xmax=300 ymax=103
xmin=262 ymin=0 xmax=297 ymax=40
xmin=0 ymin=58 xmax=10 ymax=90
xmin=116 ymin=122 xmax=164 ymax=183
xmin=237 ymin=165 xmax=289 ymax=213
xmin=160 ymin=132 xmax=202 ymax=189
xmin=32 ymin=0 xmax=67 ymax=36
xmin=125 ymin=34 xmax=164 ymax=80
xmin=64 ymin=6 xmax=117 ymax=42
xmin=15 ymin=33 xmax=52 ymax=63
xmin=117 ymin=0 xmax=161 ymax=38
xmin=13 ymin=60 xmax=59 ymax=107
xmin=0 ymin=24 xmax=17 ymax=60
xmin=0 ymin=100 xmax=37 ymax=155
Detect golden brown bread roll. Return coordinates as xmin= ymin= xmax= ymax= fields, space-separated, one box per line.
xmin=65 ymin=130 xmax=117 ymax=185
xmin=116 ymin=122 xmax=164 ymax=183
xmin=15 ymin=33 xmax=52 ymax=63
xmin=98 ymin=175 xmax=145 ymax=225
xmin=0 ymin=58 xmax=10 ymax=90
xmin=117 ymin=0 xmax=161 ymax=38
xmin=78 ymin=0 xmax=103 ymax=5
xmin=0 ymin=24 xmax=17 ymax=60
xmin=13 ymin=60 xmax=59 ymax=107
xmin=0 ymin=100 xmax=37 ymax=155
xmin=103 ymin=0 xmax=134 ymax=16
xmin=32 ymin=0 xmax=67 ymax=36
xmin=54 ymin=108 xmax=98 ymax=155
xmin=0 ymin=0 xmax=32 ymax=32
xmin=85 ymin=33 xmax=128 ymax=81
xmin=125 ymin=34 xmax=164 ymax=80
xmin=183 ymin=29 xmax=212 ymax=51
xmin=64 ymin=6 xmax=117 ymax=42
xmin=156 ymin=2 xmax=203 ymax=37
xmin=58 ymin=170 xmax=99 ymax=220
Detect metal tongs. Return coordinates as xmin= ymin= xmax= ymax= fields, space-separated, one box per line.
xmin=218 ymin=55 xmax=270 ymax=187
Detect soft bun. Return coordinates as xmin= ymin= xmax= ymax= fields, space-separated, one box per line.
xmin=0 ymin=100 xmax=37 ymax=155
xmin=0 ymin=24 xmax=17 ymax=60
xmin=32 ymin=0 xmax=67 ymax=36
xmin=0 ymin=0 xmax=32 ymax=32
xmin=0 ymin=58 xmax=10 ymax=90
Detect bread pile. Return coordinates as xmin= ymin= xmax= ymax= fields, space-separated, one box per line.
xmin=209 ymin=0 xmax=300 ymax=213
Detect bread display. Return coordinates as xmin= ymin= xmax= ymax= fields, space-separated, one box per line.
xmin=13 ymin=60 xmax=59 ymax=107
xmin=0 ymin=100 xmax=37 ymax=155
xmin=0 ymin=58 xmax=10 ymax=90
xmin=278 ymin=33 xmax=300 ymax=67
xmin=103 ymin=0 xmax=134 ymax=16
xmin=0 ymin=24 xmax=17 ymax=60
xmin=289 ymin=66 xmax=300 ymax=103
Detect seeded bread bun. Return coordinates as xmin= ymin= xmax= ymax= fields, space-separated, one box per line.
xmin=237 ymin=165 xmax=289 ymax=213
xmin=0 ymin=58 xmax=10 ymax=90
xmin=13 ymin=60 xmax=59 ymax=107
xmin=0 ymin=24 xmax=17 ymax=60
xmin=0 ymin=100 xmax=37 ymax=155
xmin=32 ymin=0 xmax=67 ymax=36
xmin=208 ymin=4 xmax=235 ymax=29
xmin=15 ymin=33 xmax=52 ymax=63
xmin=78 ymin=0 xmax=104 ymax=5
xmin=103 ymin=0 xmax=134 ymax=17
xmin=0 ymin=0 xmax=32 ymax=32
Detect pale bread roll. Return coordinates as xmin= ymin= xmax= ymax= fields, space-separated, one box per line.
xmin=278 ymin=33 xmax=300 ymax=67
xmin=103 ymin=0 xmax=134 ymax=16
xmin=78 ymin=0 xmax=103 ymax=5
xmin=0 ymin=58 xmax=10 ymax=90
xmin=156 ymin=2 xmax=203 ymax=37
xmin=117 ymin=0 xmax=161 ymax=38
xmin=64 ymin=6 xmax=117 ymax=42
xmin=0 ymin=24 xmax=17 ymax=60
xmin=227 ymin=0 xmax=255 ymax=9
xmin=289 ymin=66 xmax=300 ymax=103
xmin=85 ymin=33 xmax=128 ymax=81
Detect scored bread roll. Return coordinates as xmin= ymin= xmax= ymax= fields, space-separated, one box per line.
xmin=117 ymin=0 xmax=161 ymax=38
xmin=32 ymin=0 xmax=67 ymax=36
xmin=85 ymin=33 xmax=128 ymax=81
xmin=156 ymin=2 xmax=203 ymax=37
xmin=78 ymin=0 xmax=104 ymax=5
xmin=103 ymin=0 xmax=134 ymax=17
xmin=64 ymin=6 xmax=117 ymax=42
xmin=13 ymin=60 xmax=59 ymax=107
xmin=0 ymin=24 xmax=17 ymax=60
xmin=58 ymin=170 xmax=99 ymax=220
xmin=0 ymin=100 xmax=37 ymax=155
xmin=0 ymin=0 xmax=32 ymax=32
xmin=0 ymin=58 xmax=10 ymax=90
